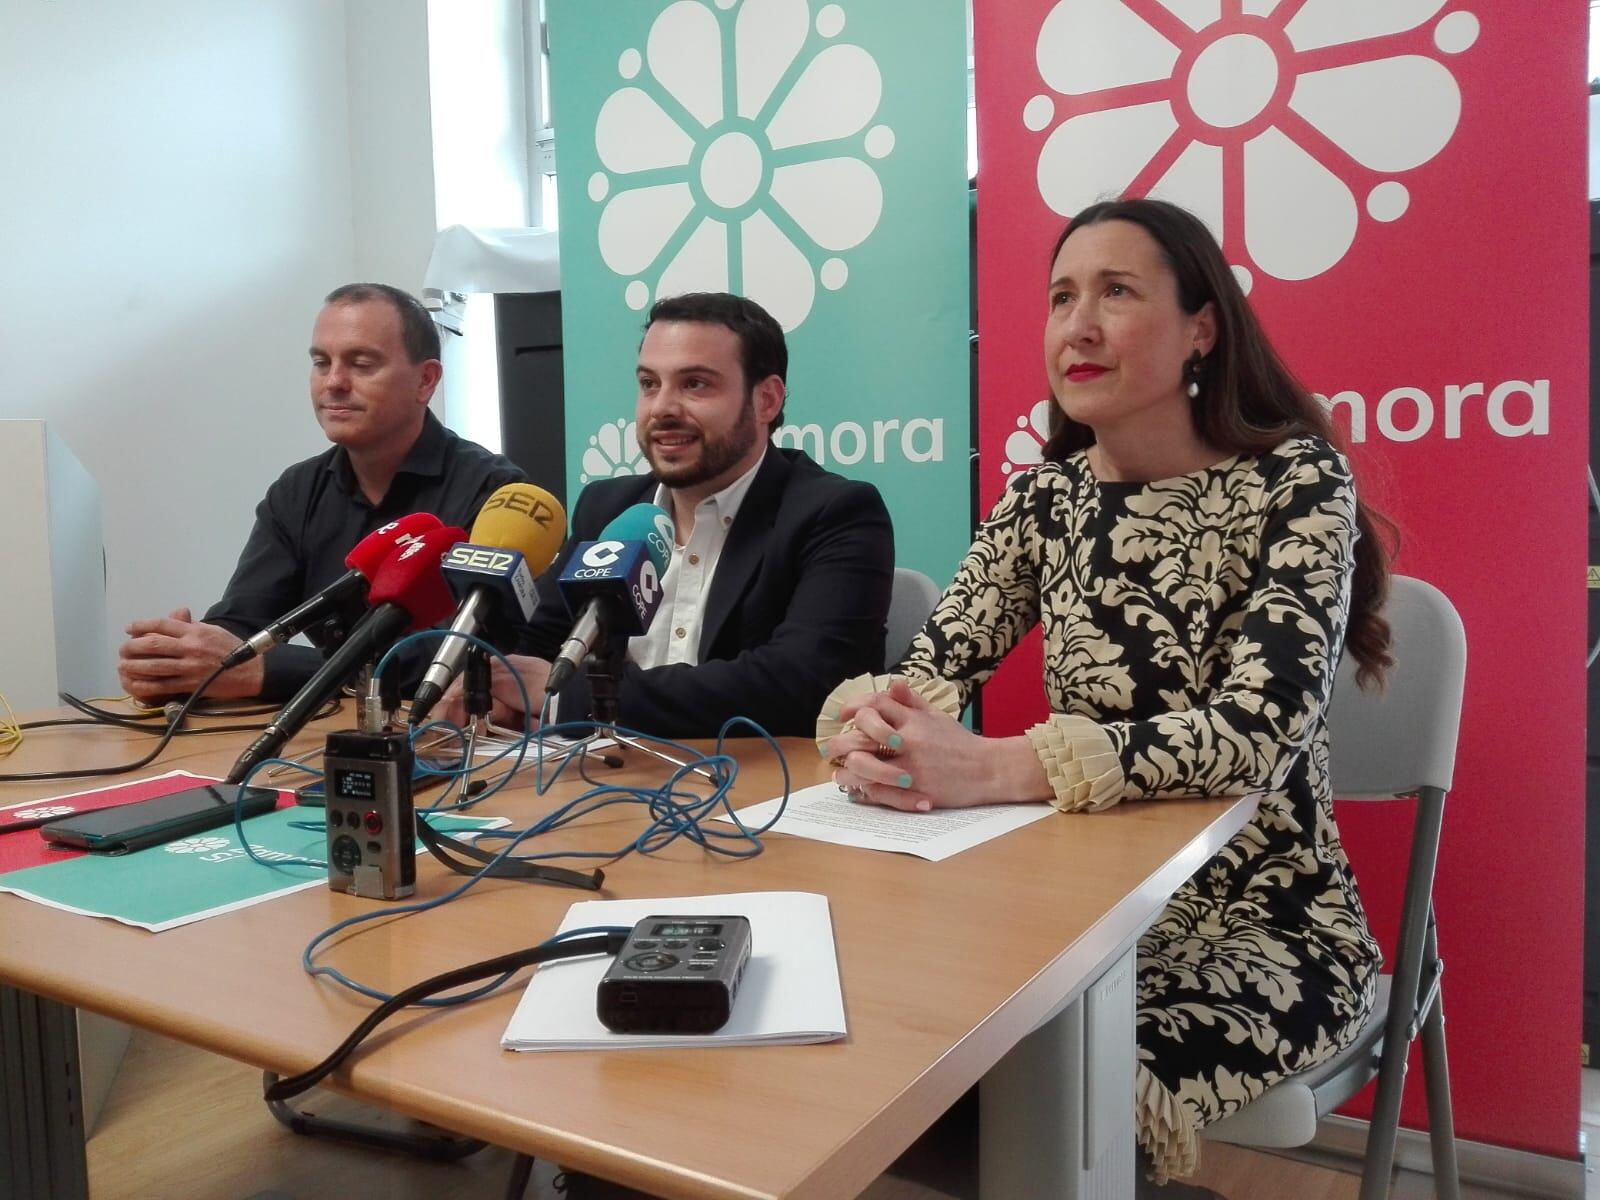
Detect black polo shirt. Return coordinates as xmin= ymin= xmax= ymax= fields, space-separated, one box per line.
xmin=205 ymin=411 xmax=526 ymax=700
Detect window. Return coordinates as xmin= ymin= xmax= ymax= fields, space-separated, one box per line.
xmin=528 ymin=0 xmax=558 ymax=229
xmin=1591 ymin=1 xmax=1600 ymax=198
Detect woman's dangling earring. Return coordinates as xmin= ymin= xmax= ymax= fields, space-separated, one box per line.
xmin=1183 ymin=351 xmax=1204 ymax=400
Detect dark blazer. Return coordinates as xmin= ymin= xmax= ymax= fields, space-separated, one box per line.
xmin=518 ymin=447 xmax=894 ymax=737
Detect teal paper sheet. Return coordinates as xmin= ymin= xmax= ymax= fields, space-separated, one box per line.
xmin=0 ymin=810 xmax=506 ymax=932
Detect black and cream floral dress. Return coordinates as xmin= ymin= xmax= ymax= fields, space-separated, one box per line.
xmin=898 ymin=434 xmax=1381 ymax=1180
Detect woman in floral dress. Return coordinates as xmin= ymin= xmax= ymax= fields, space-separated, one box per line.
xmin=823 ymin=198 xmax=1394 ymax=1186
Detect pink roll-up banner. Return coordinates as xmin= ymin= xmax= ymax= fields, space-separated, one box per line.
xmin=975 ymin=0 xmax=1588 ymax=1158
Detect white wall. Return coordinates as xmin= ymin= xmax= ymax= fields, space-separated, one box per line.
xmin=0 ymin=0 xmax=440 ymax=678
xmin=348 ymin=0 xmax=439 ymax=286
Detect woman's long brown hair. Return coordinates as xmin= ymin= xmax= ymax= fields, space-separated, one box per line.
xmin=1042 ymin=198 xmax=1394 ymax=687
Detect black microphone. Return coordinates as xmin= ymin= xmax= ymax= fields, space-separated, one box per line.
xmin=219 ymin=513 xmax=442 ymax=669
xmin=545 ymin=503 xmax=675 ymax=698
xmin=224 ymin=526 xmax=466 ymax=784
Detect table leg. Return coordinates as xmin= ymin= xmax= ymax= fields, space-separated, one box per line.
xmin=1 ymin=983 xmax=87 ymax=1200
xmin=979 ymin=944 xmax=1137 ymax=1200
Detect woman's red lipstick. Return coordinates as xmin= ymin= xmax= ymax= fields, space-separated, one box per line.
xmin=1065 ymin=364 xmax=1109 ymax=382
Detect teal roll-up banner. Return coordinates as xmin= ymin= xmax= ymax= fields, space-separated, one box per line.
xmin=548 ymin=0 xmax=971 ymax=586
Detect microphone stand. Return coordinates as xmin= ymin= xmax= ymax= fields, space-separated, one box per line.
xmin=442 ymin=636 xmax=592 ymax=780
xmin=450 ymin=645 xmax=492 ymax=804
xmin=586 ymin=639 xmax=713 ymax=780
xmin=262 ymin=670 xmax=378 ymax=790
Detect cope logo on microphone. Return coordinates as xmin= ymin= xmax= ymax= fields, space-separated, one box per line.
xmin=578 ymin=541 xmax=625 ymax=572
xmin=646 ymin=514 xmax=673 ymax=563
xmin=633 ymin=561 xmax=661 ymax=611
xmin=557 ymin=540 xmax=662 ymax=635
xmin=483 ymin=490 xmax=560 ymax=527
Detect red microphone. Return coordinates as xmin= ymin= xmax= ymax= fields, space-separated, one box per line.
xmin=225 ymin=526 xmax=467 ymax=782
xmin=348 ymin=513 xmax=443 ymax=573
xmin=221 ymin=513 xmax=445 ymax=668
xmin=363 ymin=525 xmax=468 ymax=631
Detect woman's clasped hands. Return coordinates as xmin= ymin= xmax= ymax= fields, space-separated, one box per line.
xmin=823 ymin=678 xmax=1050 ymax=813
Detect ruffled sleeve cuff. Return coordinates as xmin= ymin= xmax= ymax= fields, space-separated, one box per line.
xmin=1135 ymin=1064 xmax=1200 ymax=1183
xmin=1024 ymin=714 xmax=1125 ymax=813
xmin=815 ymin=672 xmax=963 ymax=757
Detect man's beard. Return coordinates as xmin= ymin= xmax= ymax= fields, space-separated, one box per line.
xmin=640 ymin=396 xmax=759 ymax=488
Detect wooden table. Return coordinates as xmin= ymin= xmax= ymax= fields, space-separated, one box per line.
xmin=0 ymin=712 xmax=1253 ymax=1200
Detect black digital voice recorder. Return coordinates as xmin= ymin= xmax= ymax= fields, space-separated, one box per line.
xmin=323 ymin=728 xmax=416 ymax=901
xmin=596 ymin=915 xmax=753 ymax=1034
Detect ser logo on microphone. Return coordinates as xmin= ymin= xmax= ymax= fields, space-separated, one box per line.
xmin=443 ymin=546 xmax=517 ymax=573
xmin=482 ymin=489 xmax=560 ymax=527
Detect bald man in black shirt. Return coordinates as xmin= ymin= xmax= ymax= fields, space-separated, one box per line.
xmin=118 ymin=284 xmax=524 ymax=702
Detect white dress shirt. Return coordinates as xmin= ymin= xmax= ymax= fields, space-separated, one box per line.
xmin=627 ymin=450 xmax=767 ymax=670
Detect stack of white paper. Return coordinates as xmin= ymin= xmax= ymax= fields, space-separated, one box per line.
xmin=500 ymin=891 xmax=846 ymax=1051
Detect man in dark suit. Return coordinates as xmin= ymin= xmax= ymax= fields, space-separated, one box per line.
xmin=446 ymin=291 xmax=893 ymax=738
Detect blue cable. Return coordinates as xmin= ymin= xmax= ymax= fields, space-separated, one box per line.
xmin=300 ymin=780 xmax=646 ymax=1004
xmin=300 ymin=719 xmax=792 ymax=1003
xmin=374 ymin=629 xmax=536 ymax=811
xmin=304 ymin=921 xmax=633 ymax=1008
xmin=266 ymin=628 xmax=796 ymax=1007
xmin=466 ymin=714 xmax=793 ymax=867
xmin=230 ymin=758 xmax=329 ymax=873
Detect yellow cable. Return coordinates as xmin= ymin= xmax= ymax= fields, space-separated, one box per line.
xmin=0 ymin=691 xmax=22 ymax=760
xmin=85 ymin=694 xmax=165 ymax=712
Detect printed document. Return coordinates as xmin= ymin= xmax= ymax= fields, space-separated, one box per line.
xmin=716 ymin=781 xmax=1054 ymax=861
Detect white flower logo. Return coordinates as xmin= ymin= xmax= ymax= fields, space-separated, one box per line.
xmin=12 ymin=806 xmax=72 ymax=821
xmin=1001 ymin=399 xmax=1054 ymax=476
xmin=1026 ymin=0 xmax=1479 ymax=289
xmin=164 ymin=836 xmax=230 ymax=855
xmin=579 ymin=417 xmax=650 ymax=484
xmin=589 ymin=0 xmax=894 ymax=331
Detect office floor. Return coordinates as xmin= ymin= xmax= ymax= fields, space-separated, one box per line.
xmin=85 ymin=1028 xmax=1579 ymax=1200
xmin=85 ymin=1029 xmax=950 ymax=1200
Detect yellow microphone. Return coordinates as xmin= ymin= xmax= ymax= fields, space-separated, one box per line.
xmin=467 ymin=482 xmax=566 ymax=565
xmin=407 ymin=483 xmax=567 ymax=724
